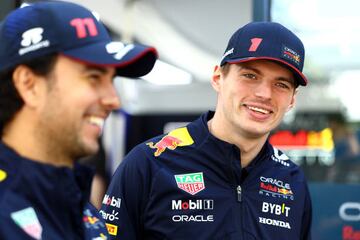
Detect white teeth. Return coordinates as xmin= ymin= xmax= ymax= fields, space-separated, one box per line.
xmin=88 ymin=116 xmax=105 ymax=129
xmin=247 ymin=106 xmax=270 ymax=114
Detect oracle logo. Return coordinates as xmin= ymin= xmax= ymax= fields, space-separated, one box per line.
xmin=339 ymin=202 xmax=360 ymax=221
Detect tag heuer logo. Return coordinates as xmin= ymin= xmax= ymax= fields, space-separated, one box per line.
xmin=174 ymin=172 xmax=205 ymax=195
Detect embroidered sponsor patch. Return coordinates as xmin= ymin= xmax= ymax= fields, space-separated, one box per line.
xmin=147 ymin=127 xmax=194 ymax=157
xmin=174 ymin=172 xmax=205 ymax=195
xmin=99 ymin=209 xmax=119 ymax=222
xmin=102 ymin=194 xmax=121 ymax=209
xmin=261 ymin=202 xmax=290 ymax=217
xmin=259 ymin=216 xmax=291 ymax=229
xmin=83 ymin=209 xmax=105 ymax=230
xmin=220 ymin=47 xmax=234 ymax=62
xmin=172 ymin=214 xmax=214 ymax=222
xmin=271 ymin=147 xmax=290 ymax=167
xmin=281 ymin=45 xmax=301 ymax=67
xmin=259 ymin=176 xmax=294 ymax=200
xmin=18 ymin=28 xmax=50 ymax=56
xmin=172 ymin=199 xmax=214 ymax=210
xmin=11 ymin=207 xmax=42 ymax=240
xmin=105 ymin=223 xmax=118 ymax=236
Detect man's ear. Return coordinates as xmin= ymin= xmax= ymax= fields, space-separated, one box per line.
xmin=12 ymin=65 xmax=43 ymax=108
xmin=287 ymin=89 xmax=298 ymax=112
xmin=211 ymin=65 xmax=221 ymax=92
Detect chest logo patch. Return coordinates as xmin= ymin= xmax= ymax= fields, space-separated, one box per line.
xmin=11 ymin=207 xmax=43 ymax=240
xmin=147 ymin=127 xmax=194 ymax=157
xmin=175 ymin=172 xmax=205 ymax=195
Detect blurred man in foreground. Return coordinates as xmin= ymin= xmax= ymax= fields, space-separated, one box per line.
xmin=0 ymin=1 xmax=157 ymax=239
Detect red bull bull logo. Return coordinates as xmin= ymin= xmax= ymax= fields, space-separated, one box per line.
xmin=83 ymin=215 xmax=99 ymax=225
xmin=147 ymin=127 xmax=194 ymax=157
xmin=147 ymin=135 xmax=182 ymax=157
xmin=343 ymin=226 xmax=360 ymax=240
xmin=278 ymin=188 xmax=293 ymax=195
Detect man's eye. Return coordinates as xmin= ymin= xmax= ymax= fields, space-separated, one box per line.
xmin=276 ymin=82 xmax=291 ymax=89
xmin=88 ymin=74 xmax=101 ymax=81
xmin=243 ymin=73 xmax=256 ymax=79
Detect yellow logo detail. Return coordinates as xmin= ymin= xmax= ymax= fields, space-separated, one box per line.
xmin=168 ymin=127 xmax=194 ymax=145
xmin=278 ymin=188 xmax=293 ymax=195
xmin=0 ymin=169 xmax=7 ymax=182
xmin=106 ymin=223 xmax=118 ymax=236
xmin=86 ymin=216 xmax=99 ymax=225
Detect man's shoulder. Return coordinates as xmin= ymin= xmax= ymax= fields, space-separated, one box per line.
xmin=0 ymin=157 xmax=19 ymax=204
xmin=120 ymin=126 xmax=197 ymax=173
xmin=0 ymin=144 xmax=23 ymax=193
xmin=265 ymin=145 xmax=308 ymax=181
xmin=143 ymin=126 xmax=196 ymax=157
xmin=268 ymin=146 xmax=300 ymax=168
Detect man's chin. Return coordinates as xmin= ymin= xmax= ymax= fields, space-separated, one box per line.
xmin=242 ymin=124 xmax=271 ymax=139
xmin=87 ymin=144 xmax=100 ymax=156
xmin=79 ymin=140 xmax=100 ymax=157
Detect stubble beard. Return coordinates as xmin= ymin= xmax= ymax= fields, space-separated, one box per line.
xmin=36 ymin=104 xmax=98 ymax=165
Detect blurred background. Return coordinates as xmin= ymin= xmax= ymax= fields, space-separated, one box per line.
xmin=2 ymin=0 xmax=360 ymax=238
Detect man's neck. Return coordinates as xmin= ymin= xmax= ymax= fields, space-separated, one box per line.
xmin=2 ymin=112 xmax=74 ymax=168
xmin=208 ymin=117 xmax=268 ymax=168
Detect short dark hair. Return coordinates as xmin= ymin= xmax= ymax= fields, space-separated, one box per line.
xmin=220 ymin=63 xmax=231 ymax=76
xmin=0 ymin=53 xmax=58 ymax=136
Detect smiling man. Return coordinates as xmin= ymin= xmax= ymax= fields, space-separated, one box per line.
xmin=0 ymin=1 xmax=157 ymax=239
xmin=101 ymin=22 xmax=312 ymax=239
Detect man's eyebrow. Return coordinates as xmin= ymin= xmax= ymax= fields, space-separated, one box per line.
xmin=83 ymin=65 xmax=107 ymax=73
xmin=238 ymin=65 xmax=261 ymax=74
xmin=82 ymin=65 xmax=116 ymax=78
xmin=236 ymin=64 xmax=264 ymax=77
xmin=238 ymin=64 xmax=295 ymax=85
xmin=277 ymin=76 xmax=295 ymax=84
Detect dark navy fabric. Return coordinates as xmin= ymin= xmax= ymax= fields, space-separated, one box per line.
xmin=220 ymin=22 xmax=308 ymax=86
xmin=101 ymin=111 xmax=312 ymax=239
xmin=0 ymin=142 xmax=109 ymax=240
xmin=0 ymin=1 xmax=157 ymax=77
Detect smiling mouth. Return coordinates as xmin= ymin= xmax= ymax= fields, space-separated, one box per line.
xmin=243 ymin=104 xmax=272 ymax=114
xmin=87 ymin=116 xmax=105 ymax=129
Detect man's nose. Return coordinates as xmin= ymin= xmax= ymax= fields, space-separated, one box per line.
xmin=254 ymin=80 xmax=272 ymax=100
xmin=100 ymin=84 xmax=121 ymax=110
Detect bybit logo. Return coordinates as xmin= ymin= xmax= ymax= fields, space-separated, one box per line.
xmin=262 ymin=202 xmax=290 ymax=217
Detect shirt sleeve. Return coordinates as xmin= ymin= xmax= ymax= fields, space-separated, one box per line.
xmin=100 ymin=145 xmax=151 ymax=240
xmin=300 ymin=182 xmax=313 ymax=240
